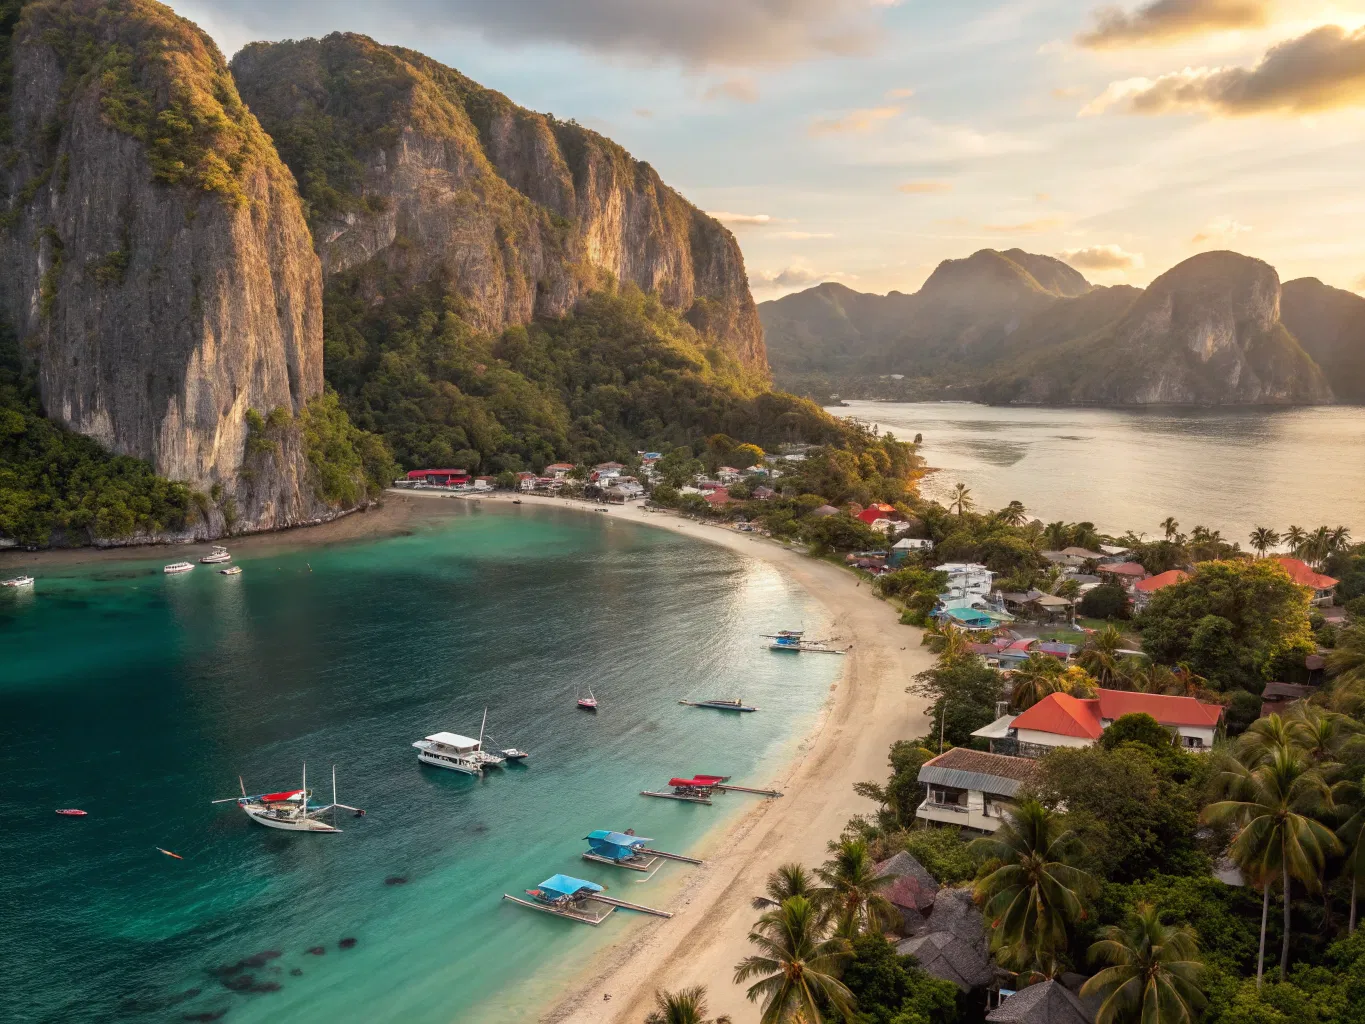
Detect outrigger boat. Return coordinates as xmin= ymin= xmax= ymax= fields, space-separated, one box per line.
xmin=199 ymin=546 xmax=232 ymax=564
xmin=760 ymin=630 xmax=805 ymax=639
xmin=641 ymin=774 xmax=784 ymax=805
xmin=769 ymin=635 xmax=845 ymax=654
xmin=576 ymin=687 xmax=598 ymax=711
xmin=581 ymin=829 xmax=704 ymax=872
xmin=213 ymin=765 xmax=363 ymax=833
xmin=2 ymin=575 xmax=34 ymax=588
xmin=501 ymin=873 xmax=671 ymax=925
xmin=679 ymin=698 xmax=758 ymax=712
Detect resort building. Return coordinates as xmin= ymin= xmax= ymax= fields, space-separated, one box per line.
xmin=938 ymin=562 xmax=994 ymax=597
xmin=1133 ymin=569 xmax=1188 ymax=609
xmin=1273 ymin=557 xmax=1339 ymax=607
xmin=875 ymin=852 xmax=940 ymax=934
xmin=915 ymin=747 xmax=1040 ymax=832
xmin=974 ymin=690 xmax=1225 ymax=757
xmin=472 ymin=476 xmax=494 ymax=490
xmin=405 ymin=468 xmax=471 ymax=488
xmin=988 ymin=980 xmax=1096 ymax=1024
xmin=856 ymin=502 xmax=900 ymax=526
xmin=516 ymin=471 xmax=537 ymax=491
xmin=543 ymin=462 xmax=576 ymax=479
xmin=716 ymin=466 xmax=742 ymax=483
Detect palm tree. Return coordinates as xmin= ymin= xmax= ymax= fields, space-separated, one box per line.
xmin=1307 ymin=526 xmax=1333 ymax=568
xmin=1330 ymin=526 xmax=1352 ymax=554
xmin=1044 ymin=521 xmax=1070 ymax=551
xmin=1124 ymin=660 xmax=1180 ymax=695
xmin=645 ymin=986 xmax=733 ymax=1024
xmin=815 ymin=838 xmax=897 ymax=937
xmin=1072 ymin=522 xmax=1102 ymax=551
xmin=997 ymin=500 xmax=1028 ymax=527
xmin=1236 ymin=713 xmax=1302 ymax=767
xmin=734 ymin=896 xmax=854 ymax=1024
xmin=970 ymin=799 xmax=1095 ymax=969
xmin=752 ymin=863 xmax=820 ymax=912
xmin=1081 ymin=902 xmax=1206 ymax=1024
xmin=950 ymin=482 xmax=974 ymax=516
xmin=1077 ymin=624 xmax=1127 ymax=687
xmin=1286 ymin=702 xmax=1359 ymax=764
xmin=1250 ymin=527 xmax=1280 ymax=558
xmin=1009 ymin=653 xmax=1065 ymax=711
xmin=1203 ymin=746 xmax=1341 ymax=985
xmin=923 ymin=621 xmax=972 ymax=664
xmin=1335 ymin=769 xmax=1365 ymax=934
xmin=1327 ymin=624 xmax=1365 ymax=692
xmin=1161 ymin=517 xmax=1179 ymax=542
xmin=1285 ymin=525 xmax=1308 ymax=558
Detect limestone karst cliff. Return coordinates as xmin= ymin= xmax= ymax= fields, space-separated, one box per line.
xmin=229 ymin=33 xmax=766 ymax=372
xmin=0 ymin=0 xmax=374 ymax=535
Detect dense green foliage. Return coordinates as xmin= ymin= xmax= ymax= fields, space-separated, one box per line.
xmin=0 ymin=323 xmax=197 ymax=545
xmin=1079 ymin=580 xmax=1131 ymax=620
xmin=839 ymin=933 xmax=960 ymax=1024
xmin=324 ymin=283 xmax=855 ymax=474
xmin=1139 ymin=560 xmax=1316 ymax=690
xmin=874 ymin=567 xmax=950 ymax=626
xmin=907 ymin=655 xmax=1004 ymax=749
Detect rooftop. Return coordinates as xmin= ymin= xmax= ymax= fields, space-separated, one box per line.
xmin=988 ymin=980 xmax=1095 ymax=1024
xmin=1011 ymin=692 xmax=1104 ymax=739
xmin=1273 ymin=557 xmax=1339 ymax=590
xmin=1012 ymin=690 xmax=1224 ymax=738
xmin=1096 ymin=562 xmax=1147 ymax=577
xmin=1135 ymin=569 xmax=1189 ymax=593
xmin=920 ymin=747 xmax=1040 ymax=797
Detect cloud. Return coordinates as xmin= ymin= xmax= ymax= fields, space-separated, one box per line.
xmin=1059 ymin=244 xmax=1145 ymax=270
xmin=1191 ymin=216 xmax=1253 ymax=243
xmin=980 ymin=217 xmax=1065 ymax=234
xmin=707 ymin=211 xmax=777 ymax=226
xmin=634 ymin=108 xmax=654 ymax=118
xmin=703 ymin=77 xmax=759 ymax=102
xmin=809 ymin=105 xmax=902 ymax=135
xmin=1051 ymin=86 xmax=1083 ymax=99
xmin=771 ymin=231 xmax=835 ymax=239
xmin=171 ymin=0 xmax=888 ymax=67
xmin=749 ymin=265 xmax=847 ymax=292
xmin=1354 ymin=273 xmax=1365 ymax=293
xmin=897 ymin=180 xmax=952 ymax=194
xmin=1082 ymin=25 xmax=1365 ymax=117
xmin=885 ymin=87 xmax=916 ymax=99
xmin=1076 ymin=0 xmax=1271 ymax=49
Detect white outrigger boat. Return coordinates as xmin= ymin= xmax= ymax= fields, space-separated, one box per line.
xmin=213 ymin=764 xmax=363 ymax=833
xmin=163 ymin=561 xmax=194 ymax=574
xmin=200 ymin=546 xmax=232 ymax=564
xmin=2 ymin=575 xmax=34 ymax=588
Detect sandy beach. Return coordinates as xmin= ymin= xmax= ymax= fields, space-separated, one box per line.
xmin=404 ymin=490 xmax=937 ymax=1024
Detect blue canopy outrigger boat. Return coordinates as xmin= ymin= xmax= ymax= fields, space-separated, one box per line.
xmin=581 ymin=830 xmax=703 ymax=872
xmin=501 ymin=872 xmax=673 ymax=924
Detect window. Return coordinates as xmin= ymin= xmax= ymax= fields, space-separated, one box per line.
xmin=1182 ymin=735 xmax=1204 ymax=748
xmin=929 ymin=785 xmax=967 ymax=807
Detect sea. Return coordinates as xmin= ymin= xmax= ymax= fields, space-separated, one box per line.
xmin=0 ymin=504 xmax=840 ymax=1024
xmin=836 ymin=401 xmax=1365 ymax=542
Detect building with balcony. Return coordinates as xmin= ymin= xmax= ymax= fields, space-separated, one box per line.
xmin=915 ymin=747 xmax=1040 ymax=833
xmin=973 ymin=689 xmax=1225 ymax=757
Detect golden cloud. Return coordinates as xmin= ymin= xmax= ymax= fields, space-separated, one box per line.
xmin=809 ymin=105 xmax=902 ymax=135
xmin=707 ymin=211 xmax=775 ymax=226
xmin=1083 ymin=25 xmax=1365 ymax=116
xmin=703 ymin=77 xmax=759 ymax=102
xmin=1191 ymin=216 xmax=1253 ymax=243
xmin=885 ymin=87 xmax=916 ymax=99
xmin=897 ymin=181 xmax=952 ymax=194
xmin=981 ymin=217 xmax=1065 ymax=234
xmin=1059 ymin=244 xmax=1144 ymax=270
xmin=1077 ymin=0 xmax=1270 ymax=49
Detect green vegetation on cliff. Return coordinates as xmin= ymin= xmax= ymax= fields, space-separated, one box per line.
xmin=0 ymin=321 xmax=197 ymax=545
xmin=326 ymin=282 xmax=842 ymax=473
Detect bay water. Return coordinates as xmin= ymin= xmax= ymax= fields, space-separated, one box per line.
xmin=838 ymin=401 xmax=1365 ymax=541
xmin=0 ymin=504 xmax=839 ymax=1023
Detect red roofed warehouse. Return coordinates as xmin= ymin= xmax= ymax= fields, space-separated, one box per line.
xmin=1273 ymin=557 xmax=1339 ymax=607
xmin=986 ymin=689 xmax=1224 ymax=757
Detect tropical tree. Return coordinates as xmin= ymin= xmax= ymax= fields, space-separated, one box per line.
xmin=1160 ymin=517 xmax=1180 ymax=542
xmin=1202 ymin=746 xmax=1341 ymax=985
xmin=922 ymin=621 xmax=973 ymax=664
xmin=815 ymin=838 xmax=897 ymax=937
xmin=1250 ymin=526 xmax=1280 ymax=558
xmin=1058 ymin=664 xmax=1098 ymax=698
xmin=1307 ymin=526 xmax=1333 ymax=568
xmin=969 ymin=799 xmax=1096 ymax=968
xmin=1077 ymin=624 xmax=1127 ymax=687
xmin=1071 ymin=522 xmax=1103 ymax=551
xmin=644 ymin=985 xmax=733 ymax=1024
xmin=1009 ymin=653 xmax=1065 ymax=711
xmin=1335 ymin=768 xmax=1365 ymax=934
xmin=1057 ymin=578 xmax=1082 ymax=603
xmin=1327 ymin=624 xmax=1365 ymax=692
xmin=1286 ymin=701 xmax=1359 ymax=764
xmin=752 ymin=863 xmax=820 ymax=912
xmin=1122 ymin=660 xmax=1181 ymax=695
xmin=1285 ymin=525 xmax=1308 ymax=558
xmin=1080 ymin=902 xmax=1206 ymax=1024
xmin=734 ymin=896 xmax=854 ymax=1024
xmin=950 ymin=482 xmax=974 ymax=516
xmin=997 ymin=500 xmax=1028 ymax=527
xmin=1044 ymin=521 xmax=1070 ymax=551
xmin=1330 ymin=525 xmax=1352 ymax=554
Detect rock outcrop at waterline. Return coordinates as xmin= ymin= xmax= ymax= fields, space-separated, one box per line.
xmin=0 ymin=0 xmax=350 ymax=533
xmin=230 ymin=33 xmax=766 ymax=371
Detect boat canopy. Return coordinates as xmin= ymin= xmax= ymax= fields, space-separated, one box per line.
xmin=538 ymin=874 xmax=603 ymax=899
xmin=424 ymin=732 xmax=480 ymax=752
xmin=586 ymin=830 xmax=650 ymax=848
xmin=259 ymin=789 xmax=304 ymax=803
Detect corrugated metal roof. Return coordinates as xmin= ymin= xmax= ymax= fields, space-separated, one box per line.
xmin=920 ymin=765 xmax=1027 ymax=797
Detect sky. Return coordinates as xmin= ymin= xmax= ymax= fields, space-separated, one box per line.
xmin=169 ymin=0 xmax=1365 ymax=300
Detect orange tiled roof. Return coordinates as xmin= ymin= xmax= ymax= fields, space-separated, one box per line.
xmin=1010 ymin=693 xmax=1104 ymax=739
xmin=1135 ymin=569 xmax=1189 ymax=593
xmin=1095 ymin=689 xmax=1224 ymax=728
xmin=1272 ymin=557 xmax=1338 ymax=591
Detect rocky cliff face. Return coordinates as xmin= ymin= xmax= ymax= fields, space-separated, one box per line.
xmin=0 ymin=0 xmax=342 ymax=533
xmin=230 ymin=34 xmax=766 ymax=372
xmin=1281 ymin=277 xmax=1365 ymax=402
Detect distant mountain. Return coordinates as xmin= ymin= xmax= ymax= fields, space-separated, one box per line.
xmin=1281 ymin=278 xmax=1365 ymax=402
xmin=760 ymin=248 xmax=1352 ymax=406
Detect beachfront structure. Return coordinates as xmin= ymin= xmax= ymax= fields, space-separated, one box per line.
xmin=1133 ymin=569 xmax=1189 ymax=609
xmin=915 ymin=747 xmax=1039 ymax=833
xmin=516 ymin=472 xmax=537 ymax=491
xmin=406 ymin=469 xmax=471 ymax=488
xmin=1260 ymin=681 xmax=1320 ymax=718
xmin=975 ymin=690 xmax=1225 ymax=758
xmin=856 ymin=502 xmax=900 ymax=526
xmin=1273 ymin=557 xmax=1339 ymax=607
xmin=544 ymin=463 xmax=576 ymax=479
xmin=896 ymin=887 xmax=996 ymax=992
xmin=1095 ymin=562 xmax=1148 ymax=590
xmin=987 ymin=981 xmax=1096 ymax=1024
xmin=472 ymin=476 xmax=494 ymax=490
xmin=938 ymin=562 xmax=994 ymax=596
xmin=935 ymin=597 xmax=1015 ymax=629
xmin=875 ymin=852 xmax=940 ymax=934
xmin=889 ymin=537 xmax=934 ymax=566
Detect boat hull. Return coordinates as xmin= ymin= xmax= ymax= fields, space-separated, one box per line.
xmin=200 ymin=555 xmax=231 ymax=564
xmin=417 ymin=750 xmax=482 ymax=775
xmin=242 ymin=808 xmax=340 ymax=832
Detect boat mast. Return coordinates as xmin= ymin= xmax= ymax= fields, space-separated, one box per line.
xmin=478 ymin=707 xmax=487 ymax=751
xmin=332 ymin=764 xmax=338 ymax=826
xmin=302 ymin=762 xmax=307 ymax=821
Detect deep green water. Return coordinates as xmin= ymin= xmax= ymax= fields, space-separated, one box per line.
xmin=0 ymin=505 xmax=839 ymax=1024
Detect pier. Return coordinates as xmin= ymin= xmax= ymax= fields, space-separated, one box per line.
xmin=715 ymin=783 xmax=784 ymax=797
xmin=640 ymin=847 xmax=704 ymax=864
xmin=500 ymin=893 xmax=615 ymax=925
xmin=587 ymin=894 xmax=673 ymax=918
xmin=641 ymin=789 xmax=712 ymax=804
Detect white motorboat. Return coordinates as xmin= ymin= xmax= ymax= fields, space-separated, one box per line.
xmin=163 ymin=562 xmax=194 ymax=574
xmin=213 ymin=765 xmax=363 ymax=833
xmin=413 ymin=732 xmax=485 ymax=775
xmin=200 ymin=546 xmax=231 ymax=564
xmin=2 ymin=576 xmax=34 ymax=588
xmin=220 ymin=565 xmax=243 ymax=576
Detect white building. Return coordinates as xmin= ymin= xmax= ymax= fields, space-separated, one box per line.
xmin=973 ymin=690 xmax=1225 ymax=758
xmin=937 ymin=562 xmax=994 ymax=599
xmin=916 ymin=747 xmax=1040 ymax=833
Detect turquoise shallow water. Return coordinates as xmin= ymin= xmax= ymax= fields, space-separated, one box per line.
xmin=0 ymin=505 xmax=839 ymax=1024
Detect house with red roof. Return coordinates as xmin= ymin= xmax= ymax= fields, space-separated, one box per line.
xmin=1095 ymin=562 xmax=1149 ymax=590
xmin=856 ymin=502 xmax=900 ymax=526
xmin=1133 ymin=569 xmax=1189 ymax=609
xmin=1273 ymin=557 xmax=1339 ymax=607
xmin=976 ymin=689 xmax=1225 ymax=756
xmin=703 ymin=487 xmax=733 ymax=507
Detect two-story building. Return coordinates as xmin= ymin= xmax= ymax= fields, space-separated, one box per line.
xmin=975 ymin=689 xmax=1225 ymax=757
xmin=915 ymin=747 xmax=1040 ymax=832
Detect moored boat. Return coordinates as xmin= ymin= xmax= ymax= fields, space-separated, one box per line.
xmin=213 ymin=765 xmax=363 ymax=833
xmin=55 ymin=808 xmax=87 ymax=817
xmin=199 ymin=546 xmax=231 ymax=564
xmin=2 ymin=575 xmax=34 ymax=588
xmin=576 ymin=686 xmax=598 ymax=711
xmin=219 ymin=565 xmax=243 ymax=576
xmin=163 ymin=562 xmax=194 ymax=574
xmin=679 ymin=698 xmax=758 ymax=712
xmin=413 ymin=731 xmax=484 ymax=775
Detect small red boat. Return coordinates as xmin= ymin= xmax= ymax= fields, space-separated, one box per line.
xmin=576 ymin=687 xmax=598 ymax=711
xmin=55 ymin=809 xmax=87 ymax=817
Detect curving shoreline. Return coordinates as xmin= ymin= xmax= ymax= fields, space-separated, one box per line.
xmin=399 ymin=489 xmax=936 ymax=1024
